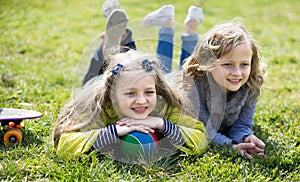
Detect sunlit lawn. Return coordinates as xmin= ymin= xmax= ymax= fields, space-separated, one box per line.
xmin=0 ymin=0 xmax=299 ymax=181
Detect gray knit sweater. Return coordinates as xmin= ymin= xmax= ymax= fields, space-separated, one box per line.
xmin=187 ymin=73 xmax=257 ymax=145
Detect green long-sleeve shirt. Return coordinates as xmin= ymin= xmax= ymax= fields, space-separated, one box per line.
xmin=56 ymin=101 xmax=209 ymax=158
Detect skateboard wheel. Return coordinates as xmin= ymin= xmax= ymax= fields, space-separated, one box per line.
xmin=3 ymin=128 xmax=23 ymax=146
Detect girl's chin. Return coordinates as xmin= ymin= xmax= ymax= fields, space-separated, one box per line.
xmin=129 ymin=114 xmax=149 ymax=120
xmin=227 ymin=85 xmax=242 ymax=91
xmin=134 ymin=116 xmax=148 ymax=120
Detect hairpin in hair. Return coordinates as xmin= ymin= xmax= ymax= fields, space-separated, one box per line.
xmin=142 ymin=59 xmax=153 ymax=72
xmin=112 ymin=63 xmax=124 ymax=76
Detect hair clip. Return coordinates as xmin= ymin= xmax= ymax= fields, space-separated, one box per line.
xmin=142 ymin=59 xmax=153 ymax=72
xmin=112 ymin=63 xmax=124 ymax=76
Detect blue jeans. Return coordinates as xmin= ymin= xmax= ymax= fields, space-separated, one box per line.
xmin=157 ymin=28 xmax=198 ymax=73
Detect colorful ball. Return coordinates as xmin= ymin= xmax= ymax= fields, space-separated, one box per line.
xmin=120 ymin=131 xmax=159 ymax=157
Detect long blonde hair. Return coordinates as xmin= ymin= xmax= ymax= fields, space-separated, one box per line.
xmin=53 ymin=50 xmax=185 ymax=147
xmin=183 ymin=22 xmax=266 ymax=99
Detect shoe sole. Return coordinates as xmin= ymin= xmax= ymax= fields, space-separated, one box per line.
xmin=143 ymin=5 xmax=174 ymax=27
xmin=105 ymin=9 xmax=128 ymax=50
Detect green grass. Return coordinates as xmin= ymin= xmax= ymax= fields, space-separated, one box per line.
xmin=1 ymin=0 xmax=299 ymax=181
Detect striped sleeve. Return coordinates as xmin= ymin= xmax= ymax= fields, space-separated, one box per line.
xmin=93 ymin=125 xmax=119 ymax=151
xmin=159 ymin=119 xmax=185 ymax=146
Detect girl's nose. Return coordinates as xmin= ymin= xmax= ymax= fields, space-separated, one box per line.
xmin=231 ymin=66 xmax=242 ymax=76
xmin=135 ymin=94 xmax=147 ymax=104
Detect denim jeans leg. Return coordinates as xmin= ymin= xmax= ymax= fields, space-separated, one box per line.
xmin=82 ymin=46 xmax=104 ymax=86
xmin=157 ymin=28 xmax=174 ymax=73
xmin=121 ymin=29 xmax=136 ymax=52
xmin=180 ymin=33 xmax=198 ymax=68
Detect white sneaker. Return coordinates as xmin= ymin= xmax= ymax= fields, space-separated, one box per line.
xmin=143 ymin=5 xmax=174 ymax=27
xmin=102 ymin=0 xmax=120 ymax=18
xmin=184 ymin=6 xmax=204 ymax=25
xmin=104 ymin=9 xmax=128 ymax=51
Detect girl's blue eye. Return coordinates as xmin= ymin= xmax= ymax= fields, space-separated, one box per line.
xmin=241 ymin=63 xmax=250 ymax=67
xmin=221 ymin=63 xmax=232 ymax=67
xmin=145 ymin=90 xmax=155 ymax=95
xmin=125 ymin=92 xmax=135 ymax=96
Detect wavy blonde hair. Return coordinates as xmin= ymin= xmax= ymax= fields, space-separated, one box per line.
xmin=182 ymin=22 xmax=266 ymax=100
xmin=53 ymin=49 xmax=186 ymax=147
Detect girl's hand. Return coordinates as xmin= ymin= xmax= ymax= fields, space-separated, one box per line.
xmin=232 ymin=143 xmax=256 ymax=160
xmin=244 ymin=135 xmax=265 ymax=157
xmin=115 ymin=124 xmax=154 ymax=137
xmin=116 ymin=116 xmax=164 ymax=130
xmin=232 ymin=135 xmax=265 ymax=160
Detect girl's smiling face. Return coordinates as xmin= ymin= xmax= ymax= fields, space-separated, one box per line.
xmin=211 ymin=42 xmax=252 ymax=92
xmin=112 ymin=72 xmax=157 ymax=120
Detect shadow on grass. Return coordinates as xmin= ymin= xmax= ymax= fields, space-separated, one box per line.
xmin=99 ymin=151 xmax=182 ymax=176
xmin=56 ymin=150 xmax=183 ymax=180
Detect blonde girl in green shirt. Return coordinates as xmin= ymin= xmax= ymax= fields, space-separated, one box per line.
xmin=53 ymin=50 xmax=208 ymax=162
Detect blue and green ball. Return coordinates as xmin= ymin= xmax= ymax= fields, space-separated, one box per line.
xmin=120 ymin=131 xmax=159 ymax=157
